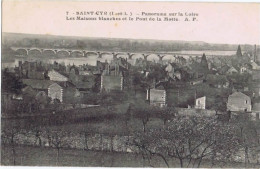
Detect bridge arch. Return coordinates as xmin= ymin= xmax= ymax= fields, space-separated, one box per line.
xmin=28 ymin=48 xmax=42 ymax=57
xmin=97 ymin=52 xmax=113 ymax=59
xmin=143 ymin=54 xmax=155 ymax=61
xmin=70 ymin=50 xmax=84 ymax=57
xmin=42 ymin=49 xmax=57 ymax=57
xmin=85 ymin=51 xmax=98 ymax=57
xmin=113 ymin=52 xmax=127 ymax=59
xmin=128 ymin=53 xmax=143 ymax=60
xmin=56 ymin=50 xmax=71 ymax=57
xmin=15 ymin=48 xmax=28 ymax=56
xmin=162 ymin=54 xmax=175 ymax=61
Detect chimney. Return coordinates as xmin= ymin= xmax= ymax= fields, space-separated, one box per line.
xmin=152 ymin=79 xmax=156 ymax=89
xmin=146 ymin=88 xmax=150 ymax=101
xmin=194 ymin=89 xmax=197 ymax=107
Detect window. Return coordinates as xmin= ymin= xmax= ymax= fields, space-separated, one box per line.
xmin=245 ymin=100 xmax=248 ymax=104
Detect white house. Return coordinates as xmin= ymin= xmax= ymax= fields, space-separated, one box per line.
xmin=195 ymin=96 xmax=206 ymax=109
xmin=227 ymin=92 xmax=251 ymax=112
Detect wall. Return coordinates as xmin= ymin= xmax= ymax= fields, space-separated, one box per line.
xmin=227 ymin=94 xmax=252 ymax=112
xmin=149 ymin=89 xmax=166 ymax=106
xmin=2 ymin=131 xmax=137 ymax=153
xmin=2 ymin=129 xmax=259 ymax=164
xmin=48 ymin=83 xmax=63 ymax=102
xmin=101 ymin=75 xmax=123 ymax=91
xmin=195 ymin=96 xmax=206 ymax=109
xmin=177 ymin=108 xmax=216 ymax=117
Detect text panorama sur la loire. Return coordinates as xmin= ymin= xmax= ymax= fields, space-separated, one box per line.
xmin=66 ymin=11 xmax=199 ymax=22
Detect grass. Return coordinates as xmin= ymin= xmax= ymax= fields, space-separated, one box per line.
xmin=2 ymin=144 xmax=260 ymax=168
xmin=45 ymin=116 xmax=164 ymax=135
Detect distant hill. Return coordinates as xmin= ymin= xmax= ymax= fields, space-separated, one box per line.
xmin=2 ymin=32 xmax=258 ymax=53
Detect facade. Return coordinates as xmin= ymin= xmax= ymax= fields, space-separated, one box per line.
xmin=101 ymin=75 xmax=123 ymax=91
xmin=227 ymin=66 xmax=238 ymax=74
xmin=252 ymin=103 xmax=260 ymax=120
xmin=147 ymin=88 xmax=166 ymax=107
xmin=48 ymin=70 xmax=68 ymax=82
xmin=47 ymin=82 xmax=81 ymax=103
xmin=48 ymin=83 xmax=63 ymax=102
xmin=251 ymin=61 xmax=260 ymax=70
xmin=100 ymin=61 xmax=124 ymax=91
xmin=227 ymin=92 xmax=252 ymax=112
xmin=195 ymin=96 xmax=206 ymax=109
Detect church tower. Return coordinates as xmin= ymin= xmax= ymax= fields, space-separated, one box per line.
xmin=236 ymin=45 xmax=242 ymax=58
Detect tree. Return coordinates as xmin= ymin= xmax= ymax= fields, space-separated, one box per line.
xmin=31 ymin=126 xmax=43 ymax=146
xmin=2 ymin=70 xmax=24 ymax=94
xmin=212 ymin=95 xmax=227 ymax=114
xmin=2 ymin=124 xmax=22 ymax=165
xmin=132 ymin=105 xmax=154 ymax=133
xmin=155 ymin=106 xmax=177 ymax=127
xmin=132 ymin=116 xmax=240 ymax=168
xmin=200 ymin=53 xmax=209 ymax=74
xmin=231 ymin=114 xmax=260 ymax=167
xmin=44 ymin=129 xmax=70 ymax=166
xmin=147 ymin=64 xmax=167 ymax=82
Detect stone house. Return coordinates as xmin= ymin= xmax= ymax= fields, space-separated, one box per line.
xmin=195 ymin=96 xmax=206 ymax=109
xmin=146 ymin=84 xmax=166 ymax=107
xmin=48 ymin=83 xmax=63 ymax=102
xmin=250 ymin=60 xmax=260 ymax=70
xmin=47 ymin=82 xmax=80 ymax=103
xmin=226 ymin=66 xmax=239 ymax=74
xmin=100 ymin=61 xmax=125 ymax=92
xmin=227 ymin=92 xmax=252 ymax=112
xmin=240 ymin=63 xmax=252 ymax=74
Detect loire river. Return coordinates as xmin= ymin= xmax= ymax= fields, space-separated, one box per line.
xmin=2 ymin=50 xmax=236 ymax=69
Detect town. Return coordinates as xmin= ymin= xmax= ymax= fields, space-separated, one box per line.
xmin=2 ymin=36 xmax=260 ymax=167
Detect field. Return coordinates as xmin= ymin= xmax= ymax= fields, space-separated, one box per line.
xmin=2 ymin=144 xmax=260 ymax=168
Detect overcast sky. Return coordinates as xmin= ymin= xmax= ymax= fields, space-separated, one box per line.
xmin=2 ymin=1 xmax=260 ymax=45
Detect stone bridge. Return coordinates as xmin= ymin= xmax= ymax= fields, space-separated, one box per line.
xmin=10 ymin=47 xmax=204 ymax=61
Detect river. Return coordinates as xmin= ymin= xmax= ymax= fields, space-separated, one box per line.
xmin=1 ymin=50 xmax=236 ymax=69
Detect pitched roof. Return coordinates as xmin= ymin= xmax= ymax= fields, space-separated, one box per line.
xmin=22 ymin=86 xmax=37 ymax=97
xmin=71 ymin=75 xmax=95 ymax=89
xmin=229 ymin=92 xmax=250 ymax=99
xmin=22 ymin=79 xmax=55 ymax=90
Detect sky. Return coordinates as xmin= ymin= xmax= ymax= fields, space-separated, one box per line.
xmin=2 ymin=1 xmax=260 ymax=44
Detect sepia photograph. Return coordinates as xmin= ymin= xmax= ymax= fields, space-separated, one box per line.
xmin=1 ymin=1 xmax=260 ymax=168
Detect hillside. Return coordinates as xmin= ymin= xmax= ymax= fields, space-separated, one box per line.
xmin=2 ymin=32 xmax=257 ymax=52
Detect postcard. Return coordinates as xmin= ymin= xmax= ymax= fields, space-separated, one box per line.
xmin=1 ymin=1 xmax=260 ymax=168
